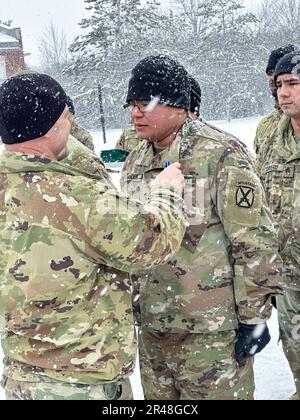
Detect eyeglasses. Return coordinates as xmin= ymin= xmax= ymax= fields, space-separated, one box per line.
xmin=124 ymin=101 xmax=151 ymax=113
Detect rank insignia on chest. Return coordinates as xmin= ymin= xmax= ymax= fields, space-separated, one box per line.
xmin=236 ymin=185 xmax=255 ymax=209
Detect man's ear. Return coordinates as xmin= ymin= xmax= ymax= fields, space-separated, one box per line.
xmin=188 ymin=110 xmax=198 ymax=121
xmin=177 ymin=108 xmax=187 ymax=117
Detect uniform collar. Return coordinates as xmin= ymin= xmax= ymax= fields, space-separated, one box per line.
xmin=0 ymin=150 xmax=95 ymax=177
xmin=277 ymin=116 xmax=300 ymax=162
xmin=132 ymin=127 xmax=183 ymax=172
xmin=274 ymin=101 xmax=282 ymax=112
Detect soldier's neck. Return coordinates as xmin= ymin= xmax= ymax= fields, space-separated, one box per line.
xmin=152 ymin=131 xmax=178 ymax=151
xmin=5 ymin=141 xmax=67 ymax=161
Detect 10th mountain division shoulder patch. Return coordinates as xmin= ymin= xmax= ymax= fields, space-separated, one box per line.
xmin=224 ymin=168 xmax=262 ymax=227
xmin=236 ymin=182 xmax=255 ymax=209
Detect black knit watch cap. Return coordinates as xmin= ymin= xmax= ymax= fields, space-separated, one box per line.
xmin=66 ymin=95 xmax=75 ymax=116
xmin=274 ymin=51 xmax=300 ymax=83
xmin=0 ymin=73 xmax=68 ymax=144
xmin=126 ymin=54 xmax=190 ymax=110
xmin=189 ymin=75 xmax=201 ymax=116
xmin=266 ymin=45 xmax=297 ymax=74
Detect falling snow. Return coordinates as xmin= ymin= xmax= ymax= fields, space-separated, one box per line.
xmin=0 ymin=117 xmax=296 ymax=399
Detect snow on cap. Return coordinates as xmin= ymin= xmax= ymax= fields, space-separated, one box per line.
xmin=189 ymin=75 xmax=201 ymax=116
xmin=275 ymin=51 xmax=300 ymax=83
xmin=66 ymin=95 xmax=75 ymax=115
xmin=0 ymin=73 xmax=67 ymax=144
xmin=126 ymin=54 xmax=190 ymax=110
xmin=266 ymin=45 xmax=297 ymax=74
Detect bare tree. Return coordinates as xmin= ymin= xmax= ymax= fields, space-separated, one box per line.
xmin=259 ymin=0 xmax=300 ymax=45
xmin=171 ymin=0 xmax=214 ymax=37
xmin=272 ymin=0 xmax=300 ymax=27
xmin=276 ymin=0 xmax=300 ymax=38
xmin=38 ymin=22 xmax=69 ymax=75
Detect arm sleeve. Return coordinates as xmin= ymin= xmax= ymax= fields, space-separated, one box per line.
xmin=253 ymin=122 xmax=261 ymax=156
xmin=213 ymin=153 xmax=283 ymax=324
xmin=86 ymin=183 xmax=186 ymax=273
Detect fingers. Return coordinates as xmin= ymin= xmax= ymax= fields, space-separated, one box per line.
xmin=153 ymin=162 xmax=185 ymax=194
xmin=171 ymin=162 xmax=181 ymax=169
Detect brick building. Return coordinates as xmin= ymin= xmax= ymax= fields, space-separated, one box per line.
xmin=0 ymin=24 xmax=25 ymax=82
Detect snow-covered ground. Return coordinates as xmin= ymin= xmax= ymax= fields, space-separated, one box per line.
xmin=0 ymin=116 xmax=296 ymax=400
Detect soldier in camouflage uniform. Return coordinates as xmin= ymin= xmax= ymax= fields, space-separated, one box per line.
xmin=254 ymin=45 xmax=296 ymax=167
xmin=0 ymin=73 xmax=187 ymax=400
xmin=64 ymin=135 xmax=108 ymax=180
xmin=121 ymin=55 xmax=283 ymax=400
xmin=65 ymin=96 xmax=105 ymax=179
xmin=115 ymin=122 xmax=140 ymax=153
xmin=66 ymin=96 xmax=95 ymax=153
xmin=115 ymin=75 xmax=202 ymax=154
xmin=258 ymin=52 xmax=300 ymax=398
xmin=70 ymin=121 xmax=95 ymax=152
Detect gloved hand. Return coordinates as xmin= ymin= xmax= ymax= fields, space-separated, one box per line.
xmin=271 ymin=296 xmax=277 ymax=309
xmin=235 ymin=323 xmax=271 ymax=366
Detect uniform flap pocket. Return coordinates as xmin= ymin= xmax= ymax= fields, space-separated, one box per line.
xmin=283 ymin=165 xmax=295 ymax=178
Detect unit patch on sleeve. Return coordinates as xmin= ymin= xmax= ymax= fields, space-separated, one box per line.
xmin=224 ymin=167 xmax=262 ymax=227
xmin=236 ymin=182 xmax=255 ymax=209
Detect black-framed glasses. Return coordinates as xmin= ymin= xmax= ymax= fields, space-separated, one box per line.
xmin=124 ymin=101 xmax=151 ymax=113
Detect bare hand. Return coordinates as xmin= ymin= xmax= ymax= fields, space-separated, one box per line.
xmin=153 ymin=162 xmax=185 ymax=194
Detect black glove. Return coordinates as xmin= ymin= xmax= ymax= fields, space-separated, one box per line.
xmin=235 ymin=323 xmax=271 ymax=366
xmin=271 ymin=296 xmax=277 ymax=309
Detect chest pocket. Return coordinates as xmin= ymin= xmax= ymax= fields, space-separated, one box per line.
xmin=261 ymin=164 xmax=287 ymax=218
xmin=182 ymin=175 xmax=212 ymax=253
xmin=122 ymin=172 xmax=148 ymax=201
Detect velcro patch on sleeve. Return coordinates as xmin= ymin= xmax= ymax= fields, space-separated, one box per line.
xmin=224 ymin=167 xmax=262 ymax=227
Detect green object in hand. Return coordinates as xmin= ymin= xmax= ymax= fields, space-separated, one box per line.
xmin=100 ymin=149 xmax=129 ymax=163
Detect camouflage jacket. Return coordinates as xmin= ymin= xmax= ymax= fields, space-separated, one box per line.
xmin=0 ymin=151 xmax=186 ymax=384
xmin=259 ymin=115 xmax=300 ymax=290
xmin=70 ymin=121 xmax=95 ymax=152
xmin=115 ymin=123 xmax=142 ymax=153
xmin=64 ymin=135 xmax=109 ymax=182
xmin=254 ymin=105 xmax=283 ymax=171
xmin=121 ymin=118 xmax=282 ymax=334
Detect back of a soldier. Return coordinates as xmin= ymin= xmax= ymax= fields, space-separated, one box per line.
xmin=0 ymin=158 xmax=137 ymax=389
xmin=0 ymin=154 xmax=186 ymax=400
xmin=64 ymin=135 xmax=113 ymax=184
xmin=0 ymin=70 xmax=191 ymax=400
xmin=70 ymin=121 xmax=95 ymax=152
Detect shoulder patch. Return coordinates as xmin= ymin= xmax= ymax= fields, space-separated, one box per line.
xmin=224 ymin=167 xmax=262 ymax=227
xmin=236 ymin=182 xmax=255 ymax=209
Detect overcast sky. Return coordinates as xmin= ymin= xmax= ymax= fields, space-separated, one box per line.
xmin=0 ymin=0 xmax=87 ymax=67
xmin=1 ymin=0 xmax=261 ymax=68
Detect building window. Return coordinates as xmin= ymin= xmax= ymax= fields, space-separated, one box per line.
xmin=0 ymin=56 xmax=6 ymax=81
